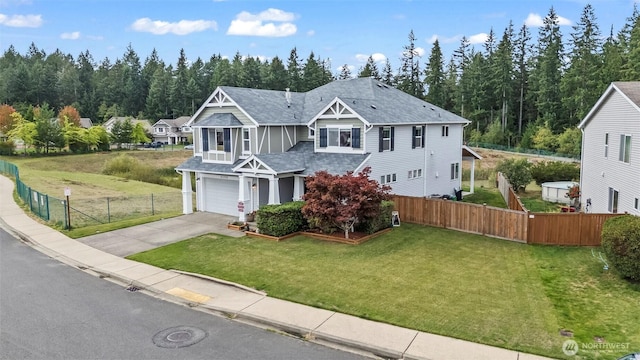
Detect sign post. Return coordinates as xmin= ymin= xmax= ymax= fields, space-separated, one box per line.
xmin=64 ymin=187 xmax=71 ymax=229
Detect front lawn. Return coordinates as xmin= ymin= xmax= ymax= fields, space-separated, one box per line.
xmin=128 ymin=223 xmax=640 ymax=359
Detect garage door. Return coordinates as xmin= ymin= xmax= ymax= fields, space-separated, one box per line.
xmin=203 ymin=177 xmax=239 ymax=216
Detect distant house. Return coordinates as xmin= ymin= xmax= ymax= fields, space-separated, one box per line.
xmin=176 ymin=78 xmax=480 ymax=220
xmin=103 ymin=117 xmax=152 ymax=134
xmin=152 ymin=116 xmax=190 ymax=144
xmin=79 ymin=118 xmax=93 ymax=129
xmin=578 ymin=81 xmax=640 ymax=214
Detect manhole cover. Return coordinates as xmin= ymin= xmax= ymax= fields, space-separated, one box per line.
xmin=152 ymin=326 xmax=207 ymax=348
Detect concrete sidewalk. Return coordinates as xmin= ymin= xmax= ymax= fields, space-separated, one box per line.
xmin=0 ymin=175 xmax=554 ymax=360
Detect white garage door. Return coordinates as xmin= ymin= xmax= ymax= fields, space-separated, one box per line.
xmin=203 ymin=177 xmax=239 ymax=216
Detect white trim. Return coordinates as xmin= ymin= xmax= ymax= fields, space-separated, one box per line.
xmin=307 ymin=97 xmax=371 ymax=127
xmin=579 ymin=83 xmax=640 ymax=129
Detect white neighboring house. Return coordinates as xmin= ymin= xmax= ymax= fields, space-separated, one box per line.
xmin=578 ymin=81 xmax=640 ymax=214
xmin=176 ymin=78 xmax=480 ymax=220
xmin=152 ymin=116 xmax=190 ymax=144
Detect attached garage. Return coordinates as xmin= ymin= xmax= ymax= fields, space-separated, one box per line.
xmin=202 ymin=176 xmax=239 ymax=216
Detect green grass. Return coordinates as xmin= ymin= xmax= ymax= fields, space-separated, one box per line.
xmin=127 ymin=224 xmax=640 ymax=359
xmin=64 ymin=213 xmax=182 ymax=238
xmin=461 ymin=185 xmax=507 ymax=208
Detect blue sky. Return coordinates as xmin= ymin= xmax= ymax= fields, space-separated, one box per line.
xmin=0 ymin=0 xmax=637 ymax=74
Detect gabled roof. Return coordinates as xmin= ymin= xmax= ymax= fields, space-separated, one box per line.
xmin=79 ymin=118 xmax=93 ymax=128
xmin=578 ymin=82 xmax=640 ymax=129
xmin=194 ymin=78 xmax=470 ymax=127
xmin=155 ymin=116 xmax=190 ymax=128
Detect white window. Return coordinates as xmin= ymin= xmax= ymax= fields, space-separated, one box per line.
xmin=157 ymin=127 xmax=165 ymax=133
xmin=380 ymin=173 xmax=397 ymax=184
xmin=413 ymin=126 xmax=423 ymax=148
xmin=442 ymin=125 xmax=449 ymax=137
xmin=309 ymin=128 xmax=315 ymax=139
xmin=608 ymin=187 xmax=619 ymax=213
xmin=381 ymin=127 xmax=392 ymax=151
xmin=243 ymin=128 xmax=250 ymax=154
xmin=450 ymin=163 xmax=460 ymax=180
xmin=327 ymin=127 xmax=352 ymax=147
xmin=604 ymin=133 xmax=609 ymax=158
xmin=408 ymin=169 xmax=423 ymax=179
xmin=619 ymin=134 xmax=631 ymax=163
xmin=635 ymin=198 xmax=639 ymax=211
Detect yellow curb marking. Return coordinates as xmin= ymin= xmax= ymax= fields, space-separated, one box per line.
xmin=166 ymin=287 xmax=211 ymax=303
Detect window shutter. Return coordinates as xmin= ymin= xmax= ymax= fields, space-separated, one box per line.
xmin=352 ymin=128 xmax=361 ymax=148
xmin=202 ymin=128 xmax=209 ymax=151
xmin=390 ymin=127 xmax=395 ymax=151
xmin=422 ymin=125 xmax=426 ymax=148
xmin=223 ymin=128 xmax=231 ymax=152
xmin=319 ymin=128 xmax=327 ymax=148
xmin=378 ymin=127 xmax=383 ymax=152
xmin=412 ymin=126 xmax=416 ymax=149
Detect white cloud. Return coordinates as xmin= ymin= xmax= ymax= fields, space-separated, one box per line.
xmin=131 ymin=18 xmax=217 ymax=35
xmin=60 ymin=31 xmax=80 ymax=40
xmin=524 ymin=12 xmax=572 ymax=27
xmin=227 ymin=8 xmax=297 ymax=37
xmin=307 ymin=29 xmax=315 ymax=36
xmin=468 ymin=32 xmax=488 ymax=44
xmin=427 ymin=34 xmax=461 ymax=44
xmin=355 ymin=53 xmax=386 ymax=63
xmin=0 ymin=13 xmax=42 ymax=27
xmin=415 ymin=47 xmax=425 ymax=57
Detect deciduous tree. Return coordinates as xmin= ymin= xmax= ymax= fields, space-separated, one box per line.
xmin=302 ymin=167 xmax=391 ymax=239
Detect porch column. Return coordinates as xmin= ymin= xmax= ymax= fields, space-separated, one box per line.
xmin=181 ymin=171 xmax=193 ymax=214
xmin=470 ymin=158 xmax=476 ymax=194
xmin=293 ymin=176 xmax=304 ymax=200
xmin=238 ymin=175 xmax=246 ymax=221
xmin=268 ymin=176 xmax=281 ymax=204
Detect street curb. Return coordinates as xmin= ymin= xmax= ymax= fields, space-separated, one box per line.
xmin=170 ymin=269 xmax=267 ymax=296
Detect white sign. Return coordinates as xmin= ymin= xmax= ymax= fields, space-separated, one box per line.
xmin=64 ymin=187 xmax=71 ymax=197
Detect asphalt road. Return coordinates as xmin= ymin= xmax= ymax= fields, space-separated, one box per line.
xmin=0 ymin=228 xmax=365 ymax=360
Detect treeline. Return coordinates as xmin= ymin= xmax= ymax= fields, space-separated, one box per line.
xmin=1 ymin=4 xmax=639 ymax=157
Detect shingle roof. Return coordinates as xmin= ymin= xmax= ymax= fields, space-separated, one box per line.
xmin=176 ymin=156 xmax=242 ymax=175
xmin=613 ymin=81 xmax=640 ymax=107
xmin=255 ymin=141 xmax=369 ymax=176
xmin=215 ymin=78 xmax=469 ymax=126
xmin=158 ymin=116 xmax=190 ymax=127
xmin=196 ymin=113 xmax=244 ymax=127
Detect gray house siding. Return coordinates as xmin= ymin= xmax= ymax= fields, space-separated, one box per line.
xmin=199 ymin=107 xmax=253 ymax=125
xmin=581 ymin=90 xmax=640 ymax=214
xmin=424 ymin=123 xmax=464 ymax=196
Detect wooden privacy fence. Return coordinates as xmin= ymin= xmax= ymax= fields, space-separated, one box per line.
xmin=392 ymin=195 xmax=623 ymax=246
xmin=392 ymin=195 xmax=528 ymax=242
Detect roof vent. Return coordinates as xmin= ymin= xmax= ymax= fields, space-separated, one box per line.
xmin=430 ymin=107 xmax=435 ymax=111
xmin=383 ymin=84 xmax=389 ymax=88
xmin=371 ymin=105 xmax=377 ymax=109
xmin=377 ymin=83 xmax=383 ymax=88
xmin=353 ymin=100 xmax=356 ymax=104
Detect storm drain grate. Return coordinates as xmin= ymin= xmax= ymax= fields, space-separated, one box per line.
xmin=125 ymin=285 xmax=141 ymax=292
xmin=153 ymin=326 xmax=207 ymax=348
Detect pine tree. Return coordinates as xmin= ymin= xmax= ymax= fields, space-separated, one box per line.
xmin=286 ymin=47 xmax=302 ymax=91
xmin=396 ymin=30 xmax=424 ymax=98
xmin=424 ymin=40 xmax=445 ymax=107
xmin=561 ymin=4 xmax=604 ymax=124
xmin=264 ymin=56 xmax=288 ymax=90
xmin=381 ymin=59 xmax=394 ymax=86
xmin=358 ymin=55 xmax=380 ymax=80
xmin=514 ymin=24 xmax=533 ymax=135
xmin=302 ymin=52 xmax=325 ymax=91
xmin=170 ymin=49 xmax=190 ymax=117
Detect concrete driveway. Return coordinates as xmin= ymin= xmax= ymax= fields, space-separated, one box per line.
xmin=77 ymin=212 xmax=243 ymax=257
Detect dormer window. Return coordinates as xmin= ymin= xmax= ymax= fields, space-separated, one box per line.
xmin=319 ymin=126 xmax=361 ymax=149
xmin=202 ymin=128 xmax=230 ymax=152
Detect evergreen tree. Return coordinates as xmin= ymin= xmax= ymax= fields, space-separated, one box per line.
xmin=514 ymin=24 xmax=534 ymax=135
xmin=77 ymin=50 xmax=98 ymax=121
xmin=242 ymin=56 xmax=262 ymax=89
xmin=286 ymin=47 xmax=303 ymax=91
xmin=531 ymin=7 xmax=566 ymax=132
xmin=381 ymin=59 xmax=395 ymax=85
xmin=338 ymin=65 xmax=352 ymax=80
xmin=602 ymin=27 xmax=624 ymax=84
xmin=622 ymin=14 xmax=640 ymax=80
xmin=170 ymin=49 xmax=190 ymax=117
xmin=424 ymin=40 xmax=446 ymax=107
xmin=396 ymin=30 xmax=424 ymax=98
xmin=561 ymin=4 xmax=604 ymax=124
xmin=492 ymin=23 xmax=515 ymax=133
xmin=264 ymin=56 xmax=288 ymax=90
xmin=229 ymin=52 xmax=245 ymax=87
xmin=358 ymin=55 xmax=380 ymax=80
xmin=145 ymin=67 xmax=171 ymax=121
xmin=121 ymin=44 xmax=145 ymax=116
xmin=302 ymin=52 xmax=325 ymax=91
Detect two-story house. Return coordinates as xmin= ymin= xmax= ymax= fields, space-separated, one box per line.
xmin=152 ymin=116 xmax=190 ymax=144
xmin=578 ymin=81 xmax=640 ymax=214
xmin=103 ymin=117 xmax=152 ymax=134
xmin=176 ymin=78 xmax=476 ymax=221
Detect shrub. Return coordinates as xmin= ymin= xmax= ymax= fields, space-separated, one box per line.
xmin=530 ymin=161 xmax=580 ymax=186
xmin=495 ymin=158 xmax=532 ymax=192
xmin=356 ymin=200 xmax=394 ymax=234
xmin=0 ymin=140 xmax=15 ymax=156
xmin=102 ymin=154 xmax=139 ymax=175
xmin=601 ymin=215 xmax=640 ymax=281
xmin=256 ymin=201 xmax=307 ymax=237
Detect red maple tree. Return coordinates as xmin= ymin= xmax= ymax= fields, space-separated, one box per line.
xmin=58 ymin=105 xmax=81 ymax=126
xmin=0 ymin=104 xmax=16 ymax=134
xmin=302 ymin=167 xmax=391 ymax=239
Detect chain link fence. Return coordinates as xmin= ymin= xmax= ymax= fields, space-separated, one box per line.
xmin=466 ymin=142 xmax=580 ymax=161
xmin=1 ymin=160 xmax=186 ymax=229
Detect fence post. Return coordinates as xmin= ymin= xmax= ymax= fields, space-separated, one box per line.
xmin=482 ymin=203 xmax=487 ymax=235
xmin=151 ymin=193 xmax=155 ymax=215
xmin=63 ymin=199 xmax=69 ymax=230
xmin=107 ymin=197 xmax=111 ymax=223
xmin=28 ymin=186 xmax=33 ymax=212
xmin=44 ymin=194 xmax=50 ymax=221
